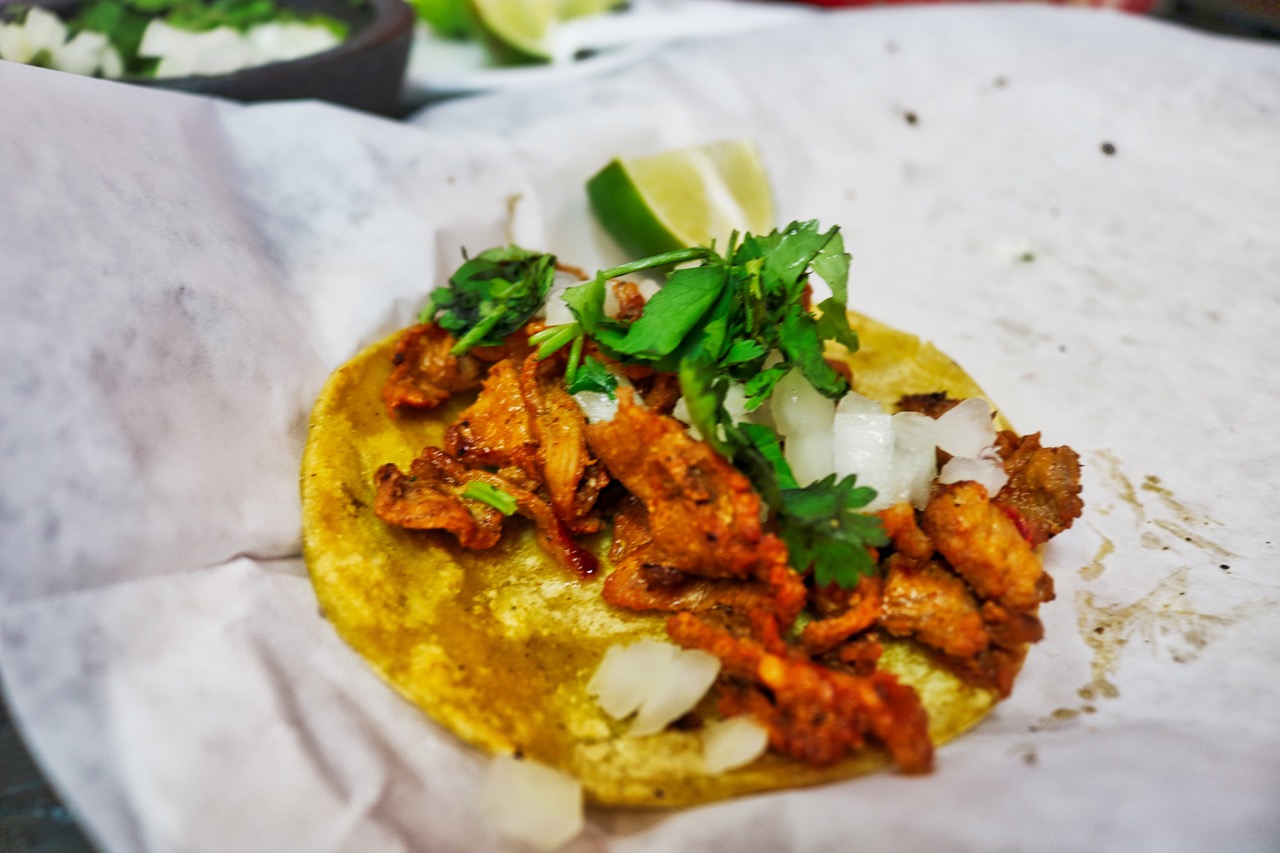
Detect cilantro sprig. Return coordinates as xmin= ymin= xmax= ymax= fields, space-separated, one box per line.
xmin=678 ymin=358 xmax=887 ymax=589
xmin=423 ymin=222 xmax=883 ymax=589
xmin=461 ymin=481 xmax=517 ymax=515
xmin=423 ymin=247 xmax=558 ymax=355
xmin=539 ymin=220 xmax=859 ymax=409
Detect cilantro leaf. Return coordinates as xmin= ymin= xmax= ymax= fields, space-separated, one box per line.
xmin=777 ymin=474 xmax=887 ymax=589
xmin=609 ymin=264 xmax=727 ymax=359
xmin=461 ymin=481 xmax=518 ymax=516
xmin=811 ymin=230 xmax=850 ymax=304
xmin=814 ymin=297 xmax=859 ymax=352
xmin=677 ymin=357 xmax=731 ymax=456
xmin=778 ymin=309 xmax=849 ymax=399
xmin=565 ymin=355 xmax=618 ymax=398
xmin=424 ymin=247 xmax=556 ymax=355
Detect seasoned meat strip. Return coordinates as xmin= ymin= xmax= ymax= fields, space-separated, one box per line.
xmin=382 ymin=323 xmax=487 ymax=415
xmin=668 ymin=612 xmax=933 ymax=773
xmin=895 ymin=391 xmax=962 ymax=419
xmin=922 ymin=481 xmax=1053 ymax=612
xmin=520 ymin=353 xmax=610 ymax=534
xmin=879 ymin=554 xmax=990 ymax=659
xmin=375 ymin=447 xmax=597 ymax=578
xmin=993 ymin=431 xmax=1084 ymax=547
xmin=445 ymin=359 xmax=537 ymax=480
xmin=800 ymin=575 xmax=883 ymax=656
xmin=373 ymin=448 xmax=505 ymax=549
xmin=586 ymin=391 xmax=765 ymax=579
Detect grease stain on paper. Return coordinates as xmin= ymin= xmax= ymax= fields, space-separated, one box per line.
xmin=1079 ymin=530 xmax=1113 ymax=581
xmin=1075 ymin=568 xmax=1253 ymax=702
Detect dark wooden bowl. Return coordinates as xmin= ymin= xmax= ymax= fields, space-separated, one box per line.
xmin=5 ymin=0 xmax=415 ymax=115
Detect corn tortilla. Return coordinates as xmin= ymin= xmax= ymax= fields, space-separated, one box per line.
xmin=301 ymin=311 xmax=1004 ymax=807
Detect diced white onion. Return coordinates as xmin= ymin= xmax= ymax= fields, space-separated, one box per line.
xmin=480 ymin=756 xmax=583 ymax=852
xmin=246 ymin=21 xmax=338 ymax=63
xmin=882 ymin=412 xmax=940 ymax=510
xmin=100 ymin=45 xmax=123 ymax=78
xmin=139 ymin=20 xmax=194 ymax=59
xmin=21 ymin=7 xmax=66 ymax=57
xmin=187 ymin=26 xmax=254 ymax=76
xmin=573 ymin=390 xmax=617 ymax=424
xmin=542 ymin=270 xmax=581 ymax=326
xmin=703 ymin=716 xmax=770 ymax=774
xmin=629 ymin=649 xmax=720 ymax=737
xmin=587 ymin=640 xmax=676 ymax=720
xmin=932 ymin=397 xmax=997 ymax=458
xmin=52 ymin=30 xmax=108 ymax=76
xmin=938 ymin=450 xmax=1009 ymax=496
xmin=832 ymin=411 xmax=894 ymax=498
xmin=784 ymin=429 xmax=834 ymax=486
xmin=771 ymin=368 xmax=835 ymax=436
xmin=836 ymin=390 xmax=884 ymax=417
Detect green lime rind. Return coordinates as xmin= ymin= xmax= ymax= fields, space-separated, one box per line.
xmin=587 ymin=159 xmax=688 ymax=259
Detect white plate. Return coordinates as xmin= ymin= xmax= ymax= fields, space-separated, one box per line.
xmin=400 ymin=0 xmax=817 ymax=107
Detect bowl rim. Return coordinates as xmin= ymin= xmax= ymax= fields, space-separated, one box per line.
xmin=6 ymin=0 xmax=416 ymax=88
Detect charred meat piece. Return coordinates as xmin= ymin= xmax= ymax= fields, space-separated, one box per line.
xmin=586 ymin=392 xmax=765 ymax=579
xmin=668 ymin=612 xmax=933 ymax=772
xmin=922 ymin=481 xmax=1053 ymax=613
xmin=382 ymin=323 xmax=487 ymax=415
xmin=800 ymin=575 xmax=883 ymax=656
xmin=374 ymin=447 xmax=505 ymax=549
xmin=376 ymin=447 xmax=597 ymax=578
xmin=611 ymin=280 xmax=648 ymax=323
xmin=599 ymin=525 xmax=798 ymax=625
xmin=876 ymin=502 xmax=934 ymax=562
xmin=521 ymin=353 xmax=610 ymax=535
xmin=993 ymin=431 xmax=1084 ymax=547
xmin=445 ymin=359 xmax=537 ymax=478
xmin=895 ymin=391 xmax=962 ymax=419
xmin=879 ymin=554 xmax=990 ymax=659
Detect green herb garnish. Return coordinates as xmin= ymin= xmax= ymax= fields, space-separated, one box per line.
xmin=542 ymin=220 xmax=858 ymax=407
xmin=565 ymin=355 xmax=618 ymax=398
xmin=423 ymin=246 xmax=558 ymax=355
xmin=777 ymin=475 xmax=888 ymax=588
xmin=677 ymin=358 xmax=886 ymax=589
xmin=461 ymin=481 xmax=518 ymax=515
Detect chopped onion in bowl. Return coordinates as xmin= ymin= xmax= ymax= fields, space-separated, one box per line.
xmin=630 ymin=648 xmax=720 ymax=736
xmin=481 ymin=755 xmax=583 ymax=852
xmin=703 ymin=716 xmax=770 ymax=774
xmin=586 ymin=639 xmax=676 ymax=720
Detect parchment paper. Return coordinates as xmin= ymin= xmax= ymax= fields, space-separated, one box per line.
xmin=2 ymin=6 xmax=1279 ymax=852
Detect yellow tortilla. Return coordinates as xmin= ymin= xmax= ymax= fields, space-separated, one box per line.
xmin=301 ymin=311 xmax=1003 ymax=807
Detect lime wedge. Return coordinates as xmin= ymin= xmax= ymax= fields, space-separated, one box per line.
xmin=587 ymin=140 xmax=775 ymax=258
xmin=413 ymin=0 xmax=471 ymax=38
xmin=557 ymin=0 xmax=624 ymax=19
xmin=470 ymin=0 xmax=553 ymax=64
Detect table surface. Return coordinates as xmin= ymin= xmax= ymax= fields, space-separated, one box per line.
xmin=1 ymin=3 xmax=1275 ymax=851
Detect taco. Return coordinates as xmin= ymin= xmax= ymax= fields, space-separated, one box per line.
xmin=301 ymin=225 xmax=1083 ymax=807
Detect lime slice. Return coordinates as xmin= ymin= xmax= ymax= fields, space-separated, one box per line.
xmin=470 ymin=0 xmax=553 ymax=64
xmin=557 ymin=0 xmax=624 ymax=19
xmin=413 ymin=0 xmax=471 ymax=38
xmin=586 ymin=140 xmax=775 ymax=258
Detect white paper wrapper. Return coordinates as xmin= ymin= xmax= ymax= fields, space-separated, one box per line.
xmin=2 ymin=6 xmax=1279 ymax=852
